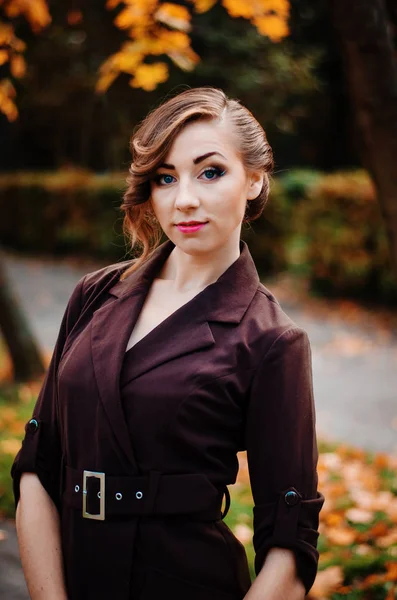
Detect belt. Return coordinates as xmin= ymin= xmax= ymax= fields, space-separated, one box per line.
xmin=63 ymin=466 xmax=231 ymax=522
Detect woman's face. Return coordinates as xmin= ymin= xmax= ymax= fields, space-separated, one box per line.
xmin=149 ymin=118 xmax=263 ymax=257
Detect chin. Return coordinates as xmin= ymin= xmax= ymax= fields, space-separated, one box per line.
xmin=170 ymin=235 xmax=219 ymax=256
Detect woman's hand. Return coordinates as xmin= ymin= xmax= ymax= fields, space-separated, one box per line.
xmin=244 ymin=547 xmax=306 ymax=600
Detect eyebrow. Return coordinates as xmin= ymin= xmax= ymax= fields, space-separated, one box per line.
xmin=158 ymin=151 xmax=226 ymax=170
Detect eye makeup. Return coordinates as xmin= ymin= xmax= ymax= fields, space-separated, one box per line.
xmin=152 ymin=163 xmax=227 ymax=186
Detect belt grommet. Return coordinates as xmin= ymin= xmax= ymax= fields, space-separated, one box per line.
xmin=116 ymin=492 xmax=123 ymax=500
xmin=97 ymin=491 xmax=101 ymax=499
xmin=74 ymin=485 xmax=80 ymax=493
xmin=136 ymin=491 xmax=143 ymax=500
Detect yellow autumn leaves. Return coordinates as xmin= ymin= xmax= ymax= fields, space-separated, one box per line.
xmin=1 ymin=0 xmax=51 ymax=32
xmin=223 ymin=0 xmax=289 ymax=40
xmin=233 ymin=446 xmax=397 ymax=598
xmin=96 ymin=24 xmax=200 ymax=92
xmin=0 ymin=0 xmax=51 ymax=121
xmin=97 ymin=0 xmax=290 ymax=93
xmin=0 ymin=379 xmax=42 ymax=458
xmin=97 ymin=0 xmax=199 ymax=93
xmin=0 ymin=0 xmax=291 ymax=119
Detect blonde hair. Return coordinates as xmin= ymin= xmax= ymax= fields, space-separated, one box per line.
xmin=120 ymin=86 xmax=274 ymax=280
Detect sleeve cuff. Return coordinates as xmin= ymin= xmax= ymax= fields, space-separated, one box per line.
xmin=10 ymin=418 xmax=62 ymax=513
xmin=252 ymin=487 xmax=325 ymax=595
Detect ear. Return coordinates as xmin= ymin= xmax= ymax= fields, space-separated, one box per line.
xmin=247 ymin=170 xmax=264 ymax=200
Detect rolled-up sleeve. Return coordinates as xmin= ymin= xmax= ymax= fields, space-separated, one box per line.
xmin=245 ymin=327 xmax=325 ymax=595
xmin=10 ymin=274 xmax=86 ymax=513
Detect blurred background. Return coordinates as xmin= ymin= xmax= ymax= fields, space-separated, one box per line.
xmin=0 ymin=1 xmax=397 ymax=598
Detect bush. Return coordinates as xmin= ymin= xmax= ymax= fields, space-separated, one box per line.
xmin=242 ymin=169 xmax=322 ymax=276
xmin=261 ymin=169 xmax=396 ymax=305
xmin=0 ymin=169 xmax=129 ymax=260
xmin=286 ymin=170 xmax=397 ymax=304
xmin=0 ymin=168 xmax=396 ymax=305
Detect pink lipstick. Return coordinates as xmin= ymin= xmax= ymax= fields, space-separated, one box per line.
xmin=176 ymin=221 xmax=208 ymax=233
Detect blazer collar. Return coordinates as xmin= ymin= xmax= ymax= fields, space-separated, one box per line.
xmin=108 ymin=238 xmax=260 ymax=324
xmin=90 ymin=238 xmax=260 ymax=469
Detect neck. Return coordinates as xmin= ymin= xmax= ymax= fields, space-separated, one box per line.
xmin=158 ymin=229 xmax=242 ymax=292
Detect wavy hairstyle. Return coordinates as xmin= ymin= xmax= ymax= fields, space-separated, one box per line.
xmin=120 ymin=86 xmax=274 ymax=280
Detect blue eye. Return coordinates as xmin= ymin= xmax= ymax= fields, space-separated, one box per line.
xmin=161 ymin=174 xmax=175 ymax=185
xmin=153 ymin=166 xmax=225 ymax=186
xmin=154 ymin=173 xmax=175 ymax=186
xmin=201 ymin=167 xmax=225 ymax=180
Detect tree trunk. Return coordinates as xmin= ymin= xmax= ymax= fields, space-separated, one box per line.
xmin=0 ymin=254 xmax=45 ymax=382
xmin=329 ymin=0 xmax=397 ymax=278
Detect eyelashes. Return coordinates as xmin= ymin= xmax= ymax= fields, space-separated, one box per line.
xmin=152 ymin=165 xmax=226 ymax=186
xmin=202 ymin=166 xmax=226 ymax=180
xmin=152 ymin=173 xmax=175 ymax=186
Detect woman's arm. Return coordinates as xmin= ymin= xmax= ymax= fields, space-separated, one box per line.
xmin=245 ymin=327 xmax=325 ymax=596
xmin=16 ymin=473 xmax=68 ymax=600
xmin=10 ymin=276 xmax=88 ymax=597
xmin=244 ymin=547 xmax=305 ymax=600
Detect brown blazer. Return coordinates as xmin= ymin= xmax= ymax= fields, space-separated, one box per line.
xmin=11 ymin=238 xmax=325 ymax=600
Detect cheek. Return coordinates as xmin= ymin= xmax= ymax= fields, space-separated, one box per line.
xmin=208 ymin=179 xmax=247 ymax=218
xmin=150 ymin=191 xmax=170 ymax=218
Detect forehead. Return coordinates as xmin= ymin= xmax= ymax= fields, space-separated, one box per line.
xmin=165 ymin=118 xmax=240 ymax=162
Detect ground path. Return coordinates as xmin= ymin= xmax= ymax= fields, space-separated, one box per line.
xmin=1 ymin=251 xmax=397 ymax=598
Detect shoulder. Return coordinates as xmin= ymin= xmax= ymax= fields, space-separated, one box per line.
xmin=69 ymin=258 xmax=137 ymax=308
xmin=249 ymin=281 xmax=303 ymax=333
xmin=83 ymin=258 xmax=136 ymax=292
xmin=242 ymin=281 xmax=309 ymax=360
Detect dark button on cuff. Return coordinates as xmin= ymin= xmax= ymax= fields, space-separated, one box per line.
xmin=272 ymin=487 xmax=303 ymax=545
xmin=284 ymin=489 xmax=301 ymax=506
xmin=26 ymin=419 xmax=39 ymax=434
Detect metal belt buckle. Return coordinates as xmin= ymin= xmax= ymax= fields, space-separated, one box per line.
xmin=82 ymin=470 xmax=105 ymax=521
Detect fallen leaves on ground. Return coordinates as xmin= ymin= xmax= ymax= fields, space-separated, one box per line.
xmin=234 ymin=444 xmax=397 ymax=599
xmin=267 ymin=272 xmax=397 ymax=344
xmin=310 ymin=565 xmax=344 ymax=598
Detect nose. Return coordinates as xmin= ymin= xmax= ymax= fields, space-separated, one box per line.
xmin=174 ymin=176 xmax=200 ymax=211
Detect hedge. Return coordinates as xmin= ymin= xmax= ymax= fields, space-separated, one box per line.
xmin=0 ymin=168 xmax=396 ymax=304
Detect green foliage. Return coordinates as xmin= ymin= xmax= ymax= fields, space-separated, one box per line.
xmin=283 ymin=170 xmax=397 ymax=304
xmin=249 ymin=168 xmax=397 ymax=305
xmin=0 ymin=452 xmax=14 ymax=517
xmin=0 ymin=170 xmax=129 ymax=260
xmin=343 ymin=554 xmax=386 ymax=581
xmin=331 ymin=592 xmax=366 ymax=600
xmin=0 ymin=382 xmax=37 ymax=517
xmin=223 ymin=485 xmax=256 ymax=581
xmin=0 ymin=168 xmax=396 ymax=305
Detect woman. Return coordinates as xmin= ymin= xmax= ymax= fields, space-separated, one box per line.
xmin=11 ymin=86 xmax=325 ymax=600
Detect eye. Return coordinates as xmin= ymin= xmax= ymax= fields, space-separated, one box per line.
xmin=153 ymin=173 xmax=175 ymax=186
xmin=200 ymin=166 xmax=226 ymax=181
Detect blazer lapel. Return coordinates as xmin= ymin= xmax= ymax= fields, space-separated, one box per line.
xmin=90 ymin=242 xmax=170 ymax=468
xmin=90 ymin=238 xmax=260 ymax=466
xmin=111 ymin=238 xmax=260 ymax=384
xmin=90 ymin=287 xmax=148 ymax=468
xmin=117 ymin=299 xmax=216 ymax=383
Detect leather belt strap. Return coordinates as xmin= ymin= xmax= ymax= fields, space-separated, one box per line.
xmin=63 ymin=466 xmax=230 ymax=521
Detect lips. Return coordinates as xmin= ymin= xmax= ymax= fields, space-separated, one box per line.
xmin=175 ymin=221 xmax=208 ymax=234
xmin=176 ymin=221 xmax=207 ymax=225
